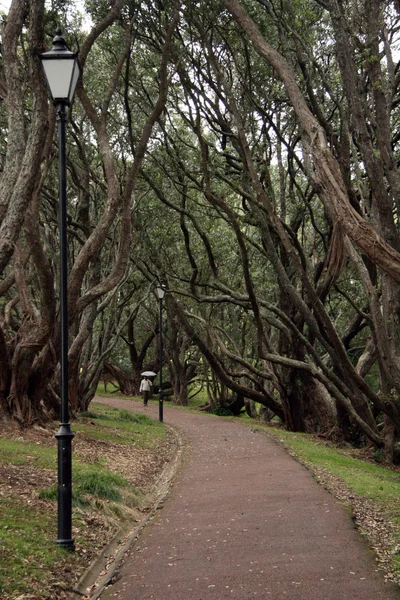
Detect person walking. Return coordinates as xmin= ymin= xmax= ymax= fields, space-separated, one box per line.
xmin=139 ymin=376 xmax=152 ymax=406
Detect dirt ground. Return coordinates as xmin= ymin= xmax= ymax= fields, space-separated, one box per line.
xmin=0 ymin=416 xmax=178 ymax=599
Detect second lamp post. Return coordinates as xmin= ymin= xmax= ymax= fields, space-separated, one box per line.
xmin=156 ymin=285 xmax=166 ymax=423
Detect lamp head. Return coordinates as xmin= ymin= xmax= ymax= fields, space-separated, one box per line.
xmin=40 ymin=28 xmax=80 ymax=105
xmin=156 ymin=285 xmax=166 ymax=300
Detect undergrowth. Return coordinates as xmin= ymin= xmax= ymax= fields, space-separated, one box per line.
xmin=0 ymin=404 xmax=163 ymax=599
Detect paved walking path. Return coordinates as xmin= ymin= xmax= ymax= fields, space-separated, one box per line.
xmin=96 ymin=397 xmax=400 ymax=600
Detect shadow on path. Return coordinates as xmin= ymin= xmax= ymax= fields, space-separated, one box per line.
xmin=95 ymin=397 xmax=400 ymax=600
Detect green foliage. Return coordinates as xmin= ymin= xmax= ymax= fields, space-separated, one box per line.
xmin=74 ymin=470 xmax=127 ymax=502
xmin=364 ymin=363 xmax=381 ymax=393
xmin=80 ymin=410 xmax=101 ymax=419
xmin=208 ymin=404 xmax=233 ymax=417
xmin=96 ymin=381 xmax=120 ymax=395
xmin=38 ymin=485 xmax=58 ymax=501
xmin=109 ymin=503 xmax=124 ymax=518
xmin=39 ymin=469 xmax=131 ymax=504
xmin=187 ymin=386 xmax=210 ymax=407
xmin=38 ymin=484 xmax=89 ymax=507
xmin=118 ymin=409 xmax=151 ymax=423
xmin=80 ymin=407 xmax=153 ymax=425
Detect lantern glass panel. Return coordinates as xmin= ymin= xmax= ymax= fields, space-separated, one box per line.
xmin=42 ymin=58 xmax=76 ymax=102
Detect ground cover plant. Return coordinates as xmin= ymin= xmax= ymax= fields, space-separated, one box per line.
xmin=0 ymin=404 xmax=175 ymax=599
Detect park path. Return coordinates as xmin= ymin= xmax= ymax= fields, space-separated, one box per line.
xmin=96 ymin=397 xmax=399 ymax=600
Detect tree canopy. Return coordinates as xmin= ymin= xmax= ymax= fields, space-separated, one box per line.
xmin=2 ymin=0 xmax=400 ymax=461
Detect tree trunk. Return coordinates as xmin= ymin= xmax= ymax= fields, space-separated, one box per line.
xmin=103 ymin=362 xmax=136 ymax=396
xmin=382 ymin=414 xmax=396 ymax=464
xmin=244 ymin=399 xmax=258 ymax=419
xmin=302 ymin=375 xmax=337 ymax=434
xmin=281 ymin=370 xmax=306 ymax=432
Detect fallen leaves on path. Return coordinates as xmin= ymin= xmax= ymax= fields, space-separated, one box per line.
xmin=279 ymin=441 xmax=400 ymax=586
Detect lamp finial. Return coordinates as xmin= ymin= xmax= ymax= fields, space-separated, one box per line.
xmin=51 ymin=27 xmax=69 ymax=52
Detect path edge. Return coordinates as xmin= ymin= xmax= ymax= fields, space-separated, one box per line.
xmin=71 ymin=422 xmax=186 ymax=600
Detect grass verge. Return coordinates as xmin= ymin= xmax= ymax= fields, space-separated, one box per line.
xmin=0 ymin=500 xmax=67 ymax=597
xmin=0 ymin=404 xmax=170 ymax=599
xmin=266 ymin=428 xmax=400 ymax=512
xmin=263 ymin=426 xmax=400 ymax=581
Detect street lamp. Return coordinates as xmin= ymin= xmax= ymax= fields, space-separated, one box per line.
xmin=155 ymin=285 xmax=166 ymax=423
xmin=40 ymin=28 xmax=80 ymax=552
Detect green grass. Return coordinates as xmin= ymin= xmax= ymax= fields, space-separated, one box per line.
xmin=38 ymin=484 xmax=90 ymax=508
xmin=74 ymin=469 xmax=126 ymax=501
xmin=0 ymin=403 xmax=163 ymax=598
xmin=0 ymin=500 xmax=71 ymax=598
xmin=38 ymin=468 xmax=136 ymax=505
xmin=0 ymin=438 xmax=55 ymax=469
xmin=0 ymin=407 xmax=164 ymax=469
xmin=267 ymin=428 xmax=400 ymax=509
xmin=264 ymin=426 xmax=400 ymax=577
xmin=75 ymin=404 xmax=165 ymax=448
xmin=96 ymin=381 xmax=120 ymax=394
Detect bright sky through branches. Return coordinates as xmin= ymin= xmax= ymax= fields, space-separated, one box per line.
xmin=0 ymin=0 xmax=93 ymax=30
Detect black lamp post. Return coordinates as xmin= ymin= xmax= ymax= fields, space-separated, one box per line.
xmin=40 ymin=28 xmax=80 ymax=552
xmin=156 ymin=285 xmax=166 ymax=423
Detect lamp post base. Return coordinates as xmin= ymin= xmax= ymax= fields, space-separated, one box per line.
xmin=57 ymin=538 xmax=75 ymax=551
xmin=55 ymin=423 xmax=75 ymax=552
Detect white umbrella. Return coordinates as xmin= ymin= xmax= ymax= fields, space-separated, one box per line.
xmin=141 ymin=371 xmax=157 ymax=377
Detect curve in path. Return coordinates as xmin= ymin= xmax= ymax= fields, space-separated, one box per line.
xmin=96 ymin=397 xmax=400 ymax=600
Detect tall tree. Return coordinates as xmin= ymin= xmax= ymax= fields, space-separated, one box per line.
xmin=0 ymin=0 xmax=179 ymax=423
